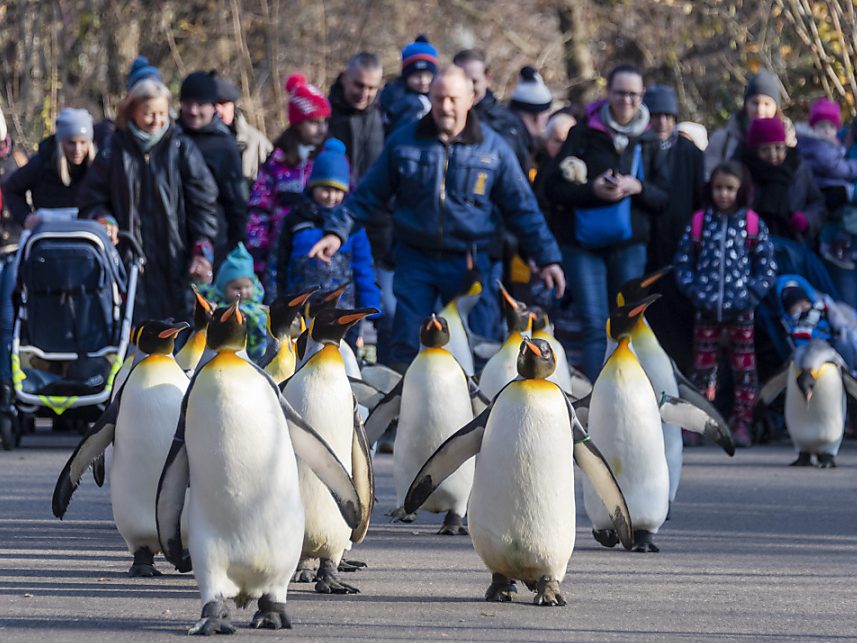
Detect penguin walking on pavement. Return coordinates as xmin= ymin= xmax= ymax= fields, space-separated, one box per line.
xmin=53 ymin=320 xmax=191 ymax=577
xmin=156 ymin=302 xmax=361 ymax=634
xmin=370 ymin=315 xmax=475 ymax=533
xmin=175 ymin=287 xmax=214 ymax=373
xmin=406 ymin=338 xmax=633 ymax=605
xmin=284 ymin=306 xmax=377 ymax=594
xmin=757 ymin=339 xmax=857 ymax=468
xmin=261 ymin=288 xmax=316 ymax=384
xmin=583 ymin=296 xmax=734 ymax=553
xmin=438 ymin=251 xmax=483 ymax=377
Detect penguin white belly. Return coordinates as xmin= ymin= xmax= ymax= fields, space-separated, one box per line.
xmin=634 ymin=336 xmax=682 ymax=504
xmin=441 ymin=303 xmax=475 ymax=376
xmin=185 ymin=354 xmax=304 ymax=604
xmin=786 ymin=365 xmax=845 ymax=456
xmin=479 ymin=335 xmax=522 ymax=401
xmin=468 ymin=381 xmax=576 ymax=583
xmin=111 ymin=355 xmax=188 ymax=554
xmin=284 ymin=347 xmax=354 ymax=563
xmin=394 ymin=349 xmax=474 ymax=515
xmin=340 ymin=340 xmax=362 ymax=380
xmin=585 ymin=355 xmax=669 ymax=533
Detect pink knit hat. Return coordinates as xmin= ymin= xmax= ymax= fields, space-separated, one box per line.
xmin=809 ymin=97 xmax=842 ymax=129
xmin=285 ymin=73 xmax=331 ymax=125
xmin=746 ymin=117 xmax=786 ymax=147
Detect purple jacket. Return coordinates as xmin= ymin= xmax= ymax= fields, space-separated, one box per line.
xmin=796 ymin=124 xmax=857 ymax=197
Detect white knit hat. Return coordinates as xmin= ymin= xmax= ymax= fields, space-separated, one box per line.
xmin=509 ymin=66 xmax=552 ymax=114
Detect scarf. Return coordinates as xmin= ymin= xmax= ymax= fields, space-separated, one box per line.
xmin=600 ymin=101 xmax=650 ymax=153
xmin=128 ymin=121 xmax=170 ymax=153
xmin=742 ymin=147 xmax=800 ymax=221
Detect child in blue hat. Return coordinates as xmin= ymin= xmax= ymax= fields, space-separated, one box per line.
xmin=199 ymin=242 xmax=268 ymax=362
xmin=273 ymin=137 xmax=381 ymax=322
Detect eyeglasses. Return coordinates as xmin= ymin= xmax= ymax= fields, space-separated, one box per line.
xmin=610 ymin=90 xmax=642 ymax=101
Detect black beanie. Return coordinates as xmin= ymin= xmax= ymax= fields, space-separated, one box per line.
xmin=180 ymin=71 xmax=218 ymax=104
xmin=643 ymin=85 xmax=679 ymax=117
xmin=211 ymin=71 xmax=241 ymax=103
xmin=744 ymin=69 xmax=781 ymax=107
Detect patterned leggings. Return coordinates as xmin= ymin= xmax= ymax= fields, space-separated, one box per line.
xmin=691 ymin=311 xmax=757 ymax=427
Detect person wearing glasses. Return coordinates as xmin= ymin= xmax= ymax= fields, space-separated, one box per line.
xmin=543 ymin=63 xmax=670 ymax=380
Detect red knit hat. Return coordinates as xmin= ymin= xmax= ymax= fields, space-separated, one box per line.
xmin=746 ymin=117 xmax=786 ymax=147
xmin=809 ymin=97 xmax=842 ymax=129
xmin=285 ymin=73 xmax=331 ymax=125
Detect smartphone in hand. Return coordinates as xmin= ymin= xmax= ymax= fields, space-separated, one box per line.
xmin=603 ymin=171 xmax=619 ymax=187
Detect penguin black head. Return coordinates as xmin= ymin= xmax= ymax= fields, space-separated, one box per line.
xmin=609 ymin=294 xmax=661 ymax=340
xmin=516 ymin=337 xmax=556 ymax=379
xmin=616 ymin=266 xmax=673 ymax=307
xmin=190 ymin=285 xmax=215 ymax=331
xmin=498 ymin=280 xmax=532 ymax=333
xmin=207 ymin=301 xmax=248 ymax=352
xmin=306 ymin=282 xmax=350 ymax=320
xmin=137 ymin=320 xmax=190 ymax=354
xmin=530 ymin=306 xmax=550 ymax=333
xmin=419 ymin=314 xmax=450 ymax=348
xmin=269 ymin=287 xmax=317 ymax=341
xmin=796 ymin=369 xmax=816 ymax=402
xmin=310 ymin=307 xmax=378 ymax=345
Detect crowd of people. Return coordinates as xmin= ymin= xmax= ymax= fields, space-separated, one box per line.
xmin=2 ymin=37 xmax=857 ymax=449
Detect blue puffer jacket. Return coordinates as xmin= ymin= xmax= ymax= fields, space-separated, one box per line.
xmin=275 ymin=196 xmax=381 ymax=312
xmin=674 ymin=207 xmax=777 ymax=322
xmin=325 ymin=112 xmax=562 ymax=267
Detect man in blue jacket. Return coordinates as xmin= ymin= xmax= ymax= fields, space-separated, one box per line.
xmin=310 ymin=65 xmax=565 ymax=370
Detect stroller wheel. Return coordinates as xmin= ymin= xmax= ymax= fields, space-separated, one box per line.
xmin=0 ymin=415 xmax=14 ymax=451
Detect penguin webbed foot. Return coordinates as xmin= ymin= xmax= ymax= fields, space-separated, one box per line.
xmin=632 ymin=530 xmax=660 ymax=553
xmin=188 ymin=600 xmax=236 ymax=636
xmin=437 ymin=511 xmax=468 ymax=536
xmin=388 ymin=506 xmax=417 ymax=523
xmin=128 ymin=547 xmax=162 ymax=578
xmin=250 ymin=595 xmax=291 ymax=630
xmin=591 ymin=528 xmax=619 ymax=548
xmin=790 ymin=452 xmax=813 ymax=467
xmin=816 ymin=454 xmax=836 ymax=469
xmin=484 ymin=573 xmax=517 ymax=602
xmin=338 ymin=558 xmax=367 ymax=572
xmin=292 ymin=564 xmax=315 ymax=583
xmin=314 ymin=558 xmax=359 ymax=594
xmin=533 ymin=576 xmax=566 ymax=607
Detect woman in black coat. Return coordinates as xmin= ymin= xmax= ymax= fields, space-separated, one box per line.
xmin=78 ymin=79 xmax=218 ymax=322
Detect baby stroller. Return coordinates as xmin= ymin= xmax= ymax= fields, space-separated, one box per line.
xmin=0 ymin=211 xmax=143 ymax=449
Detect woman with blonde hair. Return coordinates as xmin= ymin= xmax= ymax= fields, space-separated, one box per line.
xmin=3 ymin=108 xmax=96 ymax=229
xmin=79 ymin=78 xmax=219 ymax=321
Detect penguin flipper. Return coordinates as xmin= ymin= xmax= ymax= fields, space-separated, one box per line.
xmin=350 ymin=400 xmax=375 ymax=544
xmin=571 ymin=393 xmax=591 ymax=430
xmin=842 ymin=371 xmax=857 ymax=402
xmin=349 ymin=377 xmax=386 ymax=411
xmin=156 ymin=436 xmax=191 ymax=572
xmin=51 ymin=396 xmax=120 ymax=519
xmin=279 ymin=395 xmax=362 ymax=529
xmin=359 ymin=363 xmax=403 ymax=394
xmin=467 ymin=375 xmax=491 ymax=415
xmin=91 ymin=453 xmax=106 ymax=487
xmin=674 ymin=378 xmax=730 ymax=433
xmin=404 ymin=405 xmax=491 ymax=515
xmin=364 ymin=380 xmax=404 ymax=446
xmin=659 ymin=393 xmax=735 ymax=456
xmin=757 ymin=364 xmax=789 ymax=407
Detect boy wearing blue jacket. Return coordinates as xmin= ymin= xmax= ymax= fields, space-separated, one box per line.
xmin=275 ymin=137 xmax=381 ymax=315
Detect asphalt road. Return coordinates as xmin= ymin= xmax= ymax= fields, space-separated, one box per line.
xmin=0 ymin=431 xmax=855 ymax=641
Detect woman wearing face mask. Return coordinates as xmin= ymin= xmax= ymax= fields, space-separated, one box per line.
xmin=742 ymin=116 xmax=825 ymax=243
xmin=705 ymin=69 xmax=791 ymax=180
xmin=3 ymin=108 xmax=95 ymax=229
xmin=78 ymin=78 xmax=219 ymax=322
xmin=245 ymin=72 xmax=331 ymax=298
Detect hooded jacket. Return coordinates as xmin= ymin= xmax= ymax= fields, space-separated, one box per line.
xmin=796 ymin=123 xmax=857 ymax=196
xmin=232 ymin=112 xmax=273 ymax=185
xmin=78 ymin=125 xmax=219 ymax=322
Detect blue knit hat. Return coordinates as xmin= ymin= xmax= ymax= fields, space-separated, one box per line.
xmin=214 ymin=242 xmax=255 ymax=295
xmin=308 ymin=138 xmax=350 ymax=193
xmin=127 ymin=56 xmax=162 ymax=90
xmin=401 ymin=35 xmax=438 ymax=79
xmin=644 ymin=85 xmax=679 ymax=117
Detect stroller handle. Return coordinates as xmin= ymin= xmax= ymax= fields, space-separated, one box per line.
xmin=117 ymin=231 xmax=146 ymax=266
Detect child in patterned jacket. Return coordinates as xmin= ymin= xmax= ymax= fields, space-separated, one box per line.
xmin=674 ymin=160 xmax=777 ymax=447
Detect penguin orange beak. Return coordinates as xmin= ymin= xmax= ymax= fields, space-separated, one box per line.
xmin=524 ymin=338 xmax=542 ymax=357
xmin=288 ymin=287 xmax=318 ymax=308
xmin=336 ymin=308 xmax=377 ymax=325
xmin=158 ymin=321 xmax=191 ymax=339
xmin=498 ymin=281 xmax=519 ymax=309
xmin=430 ymin=316 xmax=443 ymax=331
xmin=641 ymin=265 xmax=673 ymax=288
xmin=192 ymin=286 xmax=214 ymax=314
xmin=466 ymin=250 xmax=474 ymax=271
xmin=324 ymin=283 xmax=349 ymax=303
xmin=221 ymin=301 xmax=244 ymax=326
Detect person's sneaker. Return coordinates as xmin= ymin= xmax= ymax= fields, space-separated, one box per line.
xmin=731 ymin=422 xmax=753 ymax=448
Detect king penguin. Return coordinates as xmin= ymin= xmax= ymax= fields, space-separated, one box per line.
xmin=53 ymin=320 xmax=191 ymax=577
xmin=155 ymin=301 xmax=361 ymax=634
xmin=175 ymin=287 xmax=214 ymax=373
xmin=302 ymin=283 xmax=364 ymax=379
xmin=405 ymin=337 xmax=632 ymax=605
xmin=261 ymin=288 xmax=316 ymax=384
xmin=284 ymin=306 xmax=377 ymax=594
xmin=438 ymin=251 xmax=483 ymax=377
xmin=757 ymin=339 xmax=857 ymax=467
xmin=383 ymin=315 xmax=476 ymax=534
